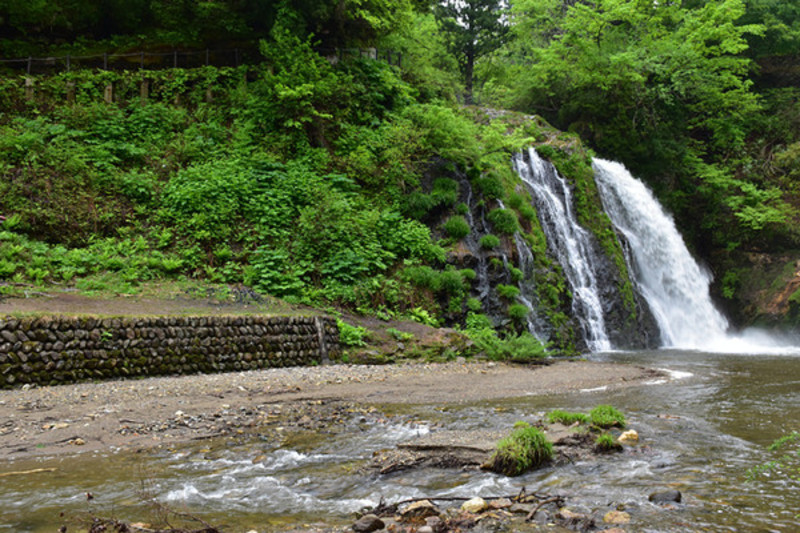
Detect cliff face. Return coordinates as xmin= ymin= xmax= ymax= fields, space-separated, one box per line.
xmin=412 ymin=112 xmax=661 ymax=352
xmin=714 ymin=251 xmax=800 ymax=331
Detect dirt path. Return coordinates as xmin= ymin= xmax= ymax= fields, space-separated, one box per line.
xmin=0 ymin=360 xmax=663 ymax=462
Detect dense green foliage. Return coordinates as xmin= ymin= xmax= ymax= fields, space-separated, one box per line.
xmin=4 ymin=0 xmax=800 ymax=348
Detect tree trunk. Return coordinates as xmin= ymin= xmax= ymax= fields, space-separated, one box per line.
xmin=464 ymin=49 xmax=475 ymax=105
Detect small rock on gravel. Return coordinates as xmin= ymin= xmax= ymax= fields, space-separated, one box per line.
xmin=353 ymin=514 xmax=385 ymax=533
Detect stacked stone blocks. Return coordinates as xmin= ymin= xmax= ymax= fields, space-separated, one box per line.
xmin=0 ymin=315 xmax=340 ymax=388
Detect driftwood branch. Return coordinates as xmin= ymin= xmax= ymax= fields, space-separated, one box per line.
xmin=0 ymin=467 xmax=56 ymax=477
xmin=525 ymin=495 xmax=564 ymax=522
xmin=364 ymin=489 xmax=563 ymax=518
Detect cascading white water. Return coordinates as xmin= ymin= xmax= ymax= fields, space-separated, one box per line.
xmin=592 ymin=158 xmax=730 ymax=349
xmin=497 ymin=199 xmax=544 ymax=339
xmin=514 ymin=148 xmax=611 ymax=351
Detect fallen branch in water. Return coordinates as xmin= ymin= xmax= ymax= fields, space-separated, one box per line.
xmin=363 ymin=487 xmax=562 ymax=517
xmin=86 ymin=517 xmax=219 ymax=533
xmin=0 ymin=467 xmax=56 ymax=477
xmin=525 ymin=495 xmax=564 ymax=522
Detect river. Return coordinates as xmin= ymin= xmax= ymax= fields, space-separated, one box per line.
xmin=2 ymin=348 xmax=799 ymax=532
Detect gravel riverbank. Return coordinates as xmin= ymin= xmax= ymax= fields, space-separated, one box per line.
xmin=0 ymin=360 xmax=663 ymax=462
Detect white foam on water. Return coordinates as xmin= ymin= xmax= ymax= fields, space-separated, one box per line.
xmin=580 ymin=386 xmax=608 ymax=393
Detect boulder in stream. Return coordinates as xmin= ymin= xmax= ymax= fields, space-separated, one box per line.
xmin=649 ymin=489 xmax=682 ymax=504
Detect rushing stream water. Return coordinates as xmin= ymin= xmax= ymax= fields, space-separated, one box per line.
xmin=3 ymin=348 xmax=800 ymax=532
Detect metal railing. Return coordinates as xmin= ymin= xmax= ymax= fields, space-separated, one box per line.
xmin=0 ymin=46 xmax=401 ymax=75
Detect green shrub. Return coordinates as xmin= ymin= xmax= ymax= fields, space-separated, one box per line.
xmin=507 ymin=192 xmax=525 ymax=210
xmin=480 ymin=234 xmax=501 ymax=249
xmin=403 ymin=191 xmax=438 ymax=219
xmin=518 ymin=204 xmax=537 ymax=221
xmin=403 ymin=265 xmax=439 ymax=290
xmin=590 ymin=405 xmax=626 ymax=428
xmin=455 ymin=202 xmax=470 ymax=215
xmin=509 ymin=266 xmax=524 ymax=282
xmin=407 ymin=307 xmax=439 ymax=326
xmin=595 ymin=432 xmax=622 ymax=453
xmin=473 ymin=176 xmax=504 ymax=199
xmin=508 ymin=303 xmax=529 ymax=322
xmin=485 ymin=421 xmax=553 ymax=476
xmin=337 ymin=319 xmax=369 ymax=347
xmin=497 ymin=284 xmax=520 ymax=300
xmin=488 ymin=208 xmax=520 ymax=235
xmin=465 ymin=319 xmax=546 ymax=362
xmin=443 ymin=215 xmax=471 ymax=239
xmin=431 ymin=178 xmax=460 ymax=207
xmin=0 ymin=259 xmax=17 ymax=279
xmin=460 ymin=268 xmax=477 ymax=281
xmin=438 ymin=268 xmax=467 ymax=295
xmin=467 ymin=297 xmax=482 ymax=312
xmin=387 ymin=328 xmax=414 ymax=342
xmin=546 ymin=410 xmax=590 ymax=425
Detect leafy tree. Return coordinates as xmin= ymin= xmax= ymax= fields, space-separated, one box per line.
xmin=501 ymin=0 xmax=792 ymax=247
xmin=741 ymin=0 xmax=800 ymax=58
xmin=435 ymin=0 xmax=508 ymax=104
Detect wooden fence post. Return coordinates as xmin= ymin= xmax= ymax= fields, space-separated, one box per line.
xmin=24 ymin=77 xmax=34 ymax=100
xmin=104 ymin=82 xmax=113 ymax=103
xmin=66 ymin=81 xmax=76 ymax=103
xmin=140 ymin=79 xmax=149 ymax=105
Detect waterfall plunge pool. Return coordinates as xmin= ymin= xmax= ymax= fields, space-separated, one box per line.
xmin=2 ymin=349 xmax=799 ymax=532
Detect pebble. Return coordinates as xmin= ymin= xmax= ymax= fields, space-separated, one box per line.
xmin=461 ymin=497 xmax=488 ymax=514
xmin=603 ymin=510 xmax=631 ymax=524
xmin=618 ymin=429 xmax=639 ymax=443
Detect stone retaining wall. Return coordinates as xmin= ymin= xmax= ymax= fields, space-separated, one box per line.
xmin=0 ymin=315 xmax=340 ymax=388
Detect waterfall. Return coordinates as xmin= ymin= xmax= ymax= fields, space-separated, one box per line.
xmin=497 ymin=199 xmax=544 ymax=339
xmin=592 ymin=158 xmax=730 ymax=349
xmin=514 ymin=148 xmax=611 ymax=352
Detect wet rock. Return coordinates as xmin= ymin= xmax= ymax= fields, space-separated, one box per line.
xmin=416 ymin=527 xmax=433 ymax=533
xmin=558 ymin=508 xmax=586 ymax=521
xmin=425 ymin=516 xmax=446 ymax=533
xmin=508 ymin=503 xmax=534 ymax=515
xmin=556 ymin=507 xmax=595 ymax=530
xmin=400 ymin=500 xmax=439 ymax=521
xmin=649 ymin=489 xmax=682 ymax=504
xmin=488 ymin=498 xmax=512 ymax=510
xmin=618 ymin=429 xmax=639 ymax=443
xmin=603 ymin=510 xmax=631 ymax=524
xmin=353 ymin=514 xmax=385 ymax=533
xmin=461 ymin=497 xmax=488 ymax=514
